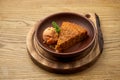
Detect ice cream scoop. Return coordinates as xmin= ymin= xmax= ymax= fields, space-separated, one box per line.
xmin=43 ymin=27 xmax=58 ymax=45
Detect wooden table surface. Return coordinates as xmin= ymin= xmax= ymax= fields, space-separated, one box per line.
xmin=0 ymin=0 xmax=120 ymax=80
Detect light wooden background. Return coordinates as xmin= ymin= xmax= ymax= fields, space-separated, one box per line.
xmin=0 ymin=0 xmax=120 ymax=80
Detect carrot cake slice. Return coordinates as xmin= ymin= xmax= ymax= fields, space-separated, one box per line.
xmin=55 ymin=21 xmax=87 ymax=52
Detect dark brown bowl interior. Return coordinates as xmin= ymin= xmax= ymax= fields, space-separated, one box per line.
xmin=35 ymin=12 xmax=96 ymax=57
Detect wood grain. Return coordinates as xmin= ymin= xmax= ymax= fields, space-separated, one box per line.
xmin=0 ymin=0 xmax=120 ymax=80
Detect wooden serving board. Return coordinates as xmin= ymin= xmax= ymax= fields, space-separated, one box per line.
xmin=26 ymin=13 xmax=103 ymax=74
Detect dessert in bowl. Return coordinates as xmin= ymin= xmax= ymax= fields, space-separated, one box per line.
xmin=35 ymin=12 xmax=96 ymax=60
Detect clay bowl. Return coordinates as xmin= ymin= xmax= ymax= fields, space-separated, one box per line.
xmin=35 ymin=12 xmax=96 ymax=61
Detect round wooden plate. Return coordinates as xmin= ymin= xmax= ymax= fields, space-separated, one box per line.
xmin=26 ymin=13 xmax=103 ymax=74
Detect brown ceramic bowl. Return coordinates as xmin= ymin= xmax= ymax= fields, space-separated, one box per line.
xmin=35 ymin=12 xmax=96 ymax=60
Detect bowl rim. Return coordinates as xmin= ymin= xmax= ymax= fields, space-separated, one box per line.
xmin=35 ymin=12 xmax=97 ymax=56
